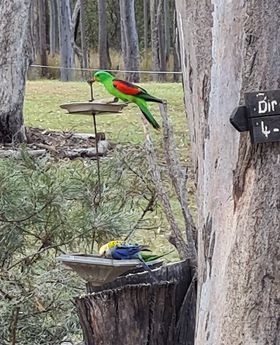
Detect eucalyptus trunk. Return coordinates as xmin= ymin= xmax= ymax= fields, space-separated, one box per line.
xmin=38 ymin=0 xmax=48 ymax=77
xmin=48 ymin=0 xmax=58 ymax=57
xmin=0 ymin=0 xmax=32 ymax=143
xmin=143 ymin=0 xmax=148 ymax=61
xmin=119 ymin=0 xmax=140 ymax=82
xmin=176 ymin=0 xmax=280 ymax=344
xmin=80 ymin=0 xmax=88 ymax=71
xmin=97 ymin=0 xmax=110 ymax=70
xmin=150 ymin=0 xmax=160 ymax=82
xmin=57 ymin=0 xmax=74 ymax=81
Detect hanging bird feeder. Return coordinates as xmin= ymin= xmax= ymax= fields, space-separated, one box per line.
xmin=56 ymin=254 xmax=162 ymax=285
xmin=60 ymin=80 xmax=127 ymax=200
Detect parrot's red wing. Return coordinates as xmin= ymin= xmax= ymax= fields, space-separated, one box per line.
xmin=113 ymin=79 xmax=147 ymax=96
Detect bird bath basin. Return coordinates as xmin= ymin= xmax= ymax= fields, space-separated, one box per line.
xmin=57 ymin=254 xmax=161 ymax=285
xmin=60 ymin=100 xmax=127 ymax=115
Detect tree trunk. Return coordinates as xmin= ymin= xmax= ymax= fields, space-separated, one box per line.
xmin=150 ymin=0 xmax=160 ymax=82
xmin=0 ymin=0 xmax=31 ymax=143
xmin=97 ymin=0 xmax=110 ymax=70
xmin=172 ymin=8 xmax=180 ymax=82
xmin=76 ymin=261 xmax=196 ymax=345
xmin=143 ymin=0 xmax=148 ymax=61
xmin=158 ymin=0 xmax=166 ymax=81
xmin=176 ymin=0 xmax=280 ymax=344
xmin=38 ymin=0 xmax=48 ymax=77
xmin=163 ymin=0 xmax=170 ymax=62
xmin=48 ymin=0 xmax=58 ymax=57
xmin=71 ymin=0 xmax=83 ymax=69
xmin=119 ymin=0 xmax=140 ymax=82
xmin=57 ymin=0 xmax=74 ymax=81
xmin=80 ymin=0 xmax=88 ymax=72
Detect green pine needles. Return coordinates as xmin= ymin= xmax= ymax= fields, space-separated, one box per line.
xmin=0 ymin=146 xmax=159 ymax=345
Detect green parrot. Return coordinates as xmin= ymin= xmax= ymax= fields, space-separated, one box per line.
xmin=93 ymin=70 xmax=162 ymax=130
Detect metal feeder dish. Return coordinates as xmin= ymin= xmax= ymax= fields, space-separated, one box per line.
xmin=60 ymin=101 xmax=127 ymax=115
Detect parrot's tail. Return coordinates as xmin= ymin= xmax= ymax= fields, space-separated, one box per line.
xmin=137 ymin=100 xmax=160 ymax=130
xmin=140 ymin=249 xmax=175 ymax=262
xmin=137 ymin=254 xmax=158 ymax=282
xmin=139 ymin=93 xmax=163 ymax=104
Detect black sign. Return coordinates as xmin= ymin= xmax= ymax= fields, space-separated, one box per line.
xmin=249 ymin=115 xmax=280 ymax=144
xmin=230 ymin=90 xmax=280 ymax=144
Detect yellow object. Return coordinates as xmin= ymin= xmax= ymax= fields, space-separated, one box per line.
xmin=99 ymin=240 xmax=123 ymax=256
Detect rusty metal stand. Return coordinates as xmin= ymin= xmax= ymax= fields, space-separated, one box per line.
xmin=87 ymin=79 xmax=101 ymax=201
xmin=92 ymin=111 xmax=101 ymax=201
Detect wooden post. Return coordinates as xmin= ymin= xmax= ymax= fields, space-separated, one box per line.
xmin=75 ymin=261 xmax=196 ymax=345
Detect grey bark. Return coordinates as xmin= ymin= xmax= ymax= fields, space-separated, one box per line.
xmin=71 ymin=0 xmax=83 ymax=68
xmin=48 ymin=0 xmax=58 ymax=57
xmin=143 ymin=0 xmax=148 ymax=60
xmin=97 ymin=0 xmax=110 ymax=70
xmin=176 ymin=0 xmax=280 ymax=344
xmin=150 ymin=0 xmax=160 ymax=81
xmin=38 ymin=0 xmax=48 ymax=77
xmin=163 ymin=0 xmax=170 ymax=60
xmin=119 ymin=0 xmax=140 ymax=82
xmin=158 ymin=0 xmax=166 ymax=81
xmin=172 ymin=8 xmax=180 ymax=82
xmin=0 ymin=0 xmax=32 ymax=143
xmin=80 ymin=0 xmax=88 ymax=71
xmin=57 ymin=0 xmax=74 ymax=81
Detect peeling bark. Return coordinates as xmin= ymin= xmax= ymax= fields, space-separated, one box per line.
xmin=119 ymin=0 xmax=140 ymax=82
xmin=48 ymin=0 xmax=58 ymax=57
xmin=97 ymin=0 xmax=110 ymax=69
xmin=176 ymin=0 xmax=280 ymax=344
xmin=0 ymin=0 xmax=32 ymax=143
xmin=150 ymin=0 xmax=160 ymax=82
xmin=57 ymin=0 xmax=74 ymax=81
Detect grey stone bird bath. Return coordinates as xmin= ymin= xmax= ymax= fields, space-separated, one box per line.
xmin=57 ymin=254 xmax=161 ymax=285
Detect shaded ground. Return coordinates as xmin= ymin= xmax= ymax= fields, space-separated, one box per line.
xmin=0 ymin=127 xmax=109 ymax=159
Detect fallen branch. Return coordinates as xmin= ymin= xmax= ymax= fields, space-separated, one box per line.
xmin=10 ymin=306 xmax=20 ymax=345
xmin=142 ymin=104 xmax=197 ymax=266
xmin=159 ymin=102 xmax=197 ymax=259
xmin=0 ymin=149 xmax=46 ymax=158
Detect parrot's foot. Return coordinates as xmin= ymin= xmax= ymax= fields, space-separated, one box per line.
xmin=106 ymin=97 xmax=119 ymax=104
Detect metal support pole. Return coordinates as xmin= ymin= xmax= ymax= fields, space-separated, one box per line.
xmin=92 ymin=112 xmax=101 ymax=202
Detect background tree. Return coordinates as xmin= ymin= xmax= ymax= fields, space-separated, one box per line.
xmin=38 ymin=0 xmax=48 ymax=77
xmin=80 ymin=0 xmax=88 ymax=72
xmin=47 ymin=0 xmax=59 ymax=57
xmin=57 ymin=0 xmax=74 ymax=81
xmin=176 ymin=0 xmax=279 ymax=344
xmin=172 ymin=8 xmax=180 ymax=82
xmin=143 ymin=0 xmax=149 ymax=61
xmin=0 ymin=0 xmax=32 ymax=143
xmin=150 ymin=0 xmax=160 ymax=82
xmin=119 ymin=0 xmax=140 ymax=82
xmin=98 ymin=0 xmax=111 ymax=69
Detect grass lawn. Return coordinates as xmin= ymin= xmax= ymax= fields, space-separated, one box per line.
xmin=24 ymin=80 xmax=189 ymax=156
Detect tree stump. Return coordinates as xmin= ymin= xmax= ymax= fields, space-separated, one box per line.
xmin=74 ymin=260 xmax=196 ymax=345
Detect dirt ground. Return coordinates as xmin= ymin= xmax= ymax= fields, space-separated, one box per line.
xmin=0 ymin=127 xmax=110 ymax=159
